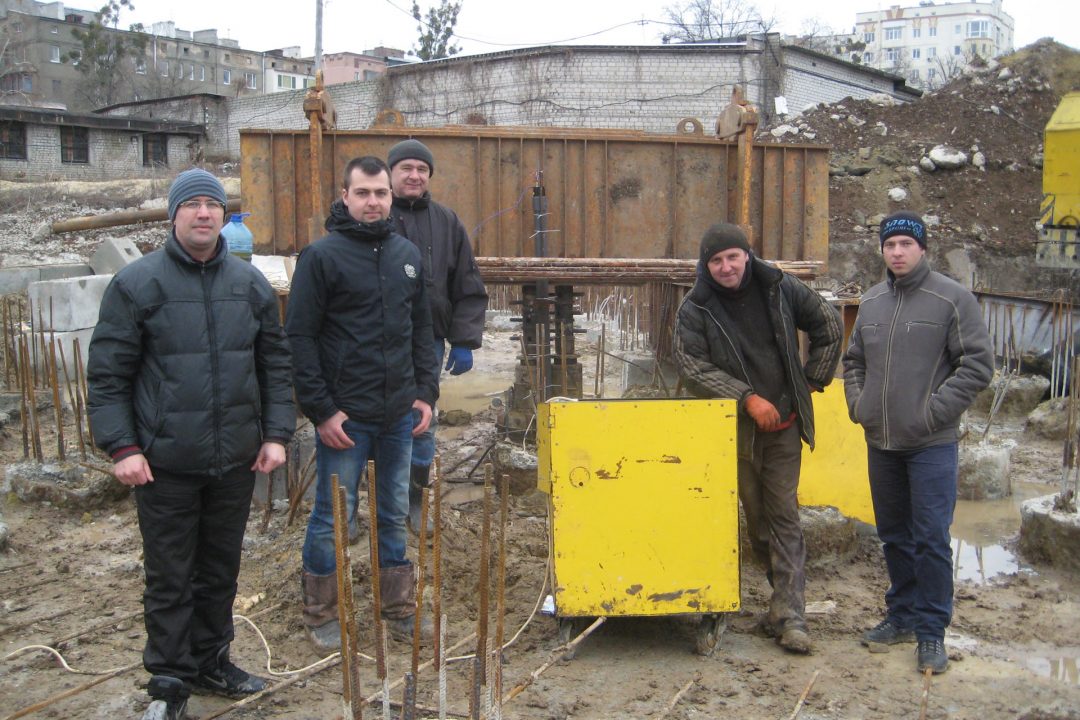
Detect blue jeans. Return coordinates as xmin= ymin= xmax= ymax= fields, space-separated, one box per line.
xmin=302 ymin=414 xmax=413 ymax=575
xmin=411 ymin=338 xmax=446 ymax=469
xmin=867 ymin=442 xmax=958 ymax=641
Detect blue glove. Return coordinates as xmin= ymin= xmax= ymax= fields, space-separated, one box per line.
xmin=445 ymin=346 xmax=473 ymax=375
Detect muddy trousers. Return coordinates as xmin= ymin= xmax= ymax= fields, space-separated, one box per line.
xmin=866 ymin=442 xmax=958 ymax=641
xmin=134 ymin=465 xmax=254 ymax=684
xmin=737 ymin=424 xmax=807 ymax=631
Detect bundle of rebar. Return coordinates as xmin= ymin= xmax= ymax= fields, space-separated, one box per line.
xmin=475 ymin=257 xmax=822 ymax=284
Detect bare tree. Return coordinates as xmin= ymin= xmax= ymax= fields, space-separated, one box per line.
xmin=0 ymin=23 xmax=33 ymax=102
xmin=69 ymin=0 xmax=148 ymax=108
xmin=789 ymin=17 xmax=840 ymax=54
xmin=661 ymin=0 xmax=774 ymax=43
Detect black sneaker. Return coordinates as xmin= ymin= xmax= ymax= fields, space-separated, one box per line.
xmin=917 ymin=639 xmax=949 ymax=674
xmin=143 ymin=676 xmax=188 ymax=720
xmin=861 ymin=619 xmax=916 ymax=646
xmin=194 ymin=647 xmax=268 ymax=698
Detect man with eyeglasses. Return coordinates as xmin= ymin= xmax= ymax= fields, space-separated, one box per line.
xmin=88 ymin=168 xmax=295 ymax=720
xmin=387 ymin=139 xmax=488 ymax=535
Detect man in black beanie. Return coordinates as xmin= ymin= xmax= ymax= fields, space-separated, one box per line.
xmin=387 ymin=138 xmax=488 ymax=535
xmin=844 ymin=211 xmax=992 ymax=674
xmin=675 ymin=222 xmax=842 ymax=654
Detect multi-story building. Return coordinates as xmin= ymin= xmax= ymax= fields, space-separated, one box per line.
xmin=320 ymin=47 xmax=408 ymax=86
xmin=0 ymin=1 xmax=315 ymax=111
xmin=852 ymin=0 xmax=1014 ymax=88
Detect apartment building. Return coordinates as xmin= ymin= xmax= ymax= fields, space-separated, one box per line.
xmin=0 ymin=1 xmax=315 ymax=111
xmin=853 ymin=0 xmax=1014 ymax=88
xmin=320 ymin=47 xmax=408 ymax=86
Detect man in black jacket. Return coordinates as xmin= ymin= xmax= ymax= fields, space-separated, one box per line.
xmin=388 ymin=139 xmax=488 ymax=534
xmin=89 ymin=168 xmax=295 ymax=720
xmin=287 ymin=156 xmax=439 ymax=650
xmin=674 ymin=223 xmax=842 ymax=655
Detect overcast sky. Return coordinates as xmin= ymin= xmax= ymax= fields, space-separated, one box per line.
xmin=121 ymin=0 xmax=1077 ymax=59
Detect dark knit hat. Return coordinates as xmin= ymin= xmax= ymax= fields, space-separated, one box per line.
xmin=387 ymin=139 xmax=435 ymax=176
xmin=168 ymin=168 xmax=227 ymax=220
xmin=879 ymin=210 xmax=927 ymax=249
xmin=699 ymin=222 xmax=751 ymax=264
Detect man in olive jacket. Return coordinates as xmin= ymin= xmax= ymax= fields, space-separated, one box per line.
xmin=675 ymin=223 xmax=842 ymax=655
xmin=89 ymin=169 xmax=294 ymax=720
xmin=844 ymin=211 xmax=993 ymax=674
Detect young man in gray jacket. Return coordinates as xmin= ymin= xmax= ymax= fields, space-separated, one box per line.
xmin=844 ymin=210 xmax=993 ymax=674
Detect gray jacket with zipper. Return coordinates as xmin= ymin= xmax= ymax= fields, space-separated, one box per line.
xmin=674 ymin=256 xmax=843 ymax=459
xmin=843 ymin=258 xmax=993 ymax=450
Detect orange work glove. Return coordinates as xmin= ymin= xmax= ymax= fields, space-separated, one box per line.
xmin=744 ymin=393 xmax=781 ymax=432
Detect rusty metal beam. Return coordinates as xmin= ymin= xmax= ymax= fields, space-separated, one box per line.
xmin=475 ymin=257 xmax=821 ymax=284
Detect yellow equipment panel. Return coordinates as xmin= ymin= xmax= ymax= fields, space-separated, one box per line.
xmin=537 ymin=399 xmax=740 ymax=618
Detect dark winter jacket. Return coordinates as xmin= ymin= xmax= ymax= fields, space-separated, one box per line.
xmin=286 ymin=201 xmax=439 ymax=427
xmin=391 ymin=193 xmax=488 ymax=349
xmin=843 ymin=258 xmax=993 ymax=450
xmin=674 ymin=256 xmax=843 ymax=458
xmin=88 ymin=233 xmax=295 ymax=476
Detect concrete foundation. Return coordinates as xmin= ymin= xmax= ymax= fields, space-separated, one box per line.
xmin=1019 ymin=494 xmax=1080 ymax=575
xmin=491 ymin=441 xmax=538 ymax=496
xmin=23 ymin=328 xmax=95 ymax=380
xmin=1025 ymin=398 xmax=1069 ymax=441
xmin=972 ymin=373 xmax=1051 ymax=418
xmin=741 ymin=504 xmax=859 ymax=567
xmin=0 ymin=263 xmax=93 ymax=294
xmin=90 ymin=237 xmax=142 ymax=275
xmin=5 ymin=461 xmax=129 ymax=510
xmin=28 ymin=275 xmax=113 ymax=331
xmin=612 ymin=350 xmax=679 ymax=395
xmin=958 ymin=441 xmax=1014 ymax=500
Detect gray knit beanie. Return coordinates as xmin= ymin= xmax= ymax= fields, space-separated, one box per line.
xmin=387 ymin=139 xmax=435 ymax=176
xmin=699 ymin=222 xmax=751 ymax=264
xmin=168 ymin=168 xmax=227 ymax=220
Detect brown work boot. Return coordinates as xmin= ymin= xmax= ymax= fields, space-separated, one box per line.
xmin=778 ymin=626 xmax=813 ymax=655
xmin=379 ymin=562 xmax=433 ymax=644
xmin=301 ymin=570 xmax=341 ymax=651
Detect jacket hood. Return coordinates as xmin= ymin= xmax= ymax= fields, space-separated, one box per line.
xmin=392 ymin=192 xmax=432 ymax=211
xmin=693 ymin=253 xmax=781 ymax=301
xmin=324 ymin=199 xmax=395 ymax=240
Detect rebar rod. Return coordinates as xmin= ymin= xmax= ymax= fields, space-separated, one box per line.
xmin=501 ymin=617 xmax=605 ymax=704
xmin=363 ymin=631 xmax=477 ymax=707
xmin=657 ymin=674 xmax=699 ymax=720
xmin=401 ymin=672 xmax=416 ymax=720
xmin=333 ymin=476 xmax=363 ymax=719
xmin=918 ymin=667 xmax=933 ymax=720
xmin=411 ymin=488 xmax=430 ymax=676
xmin=3 ymin=661 xmax=141 ymax=720
xmin=494 ymin=474 xmax=510 ymax=719
xmin=786 ymin=669 xmax=821 ymax=720
xmin=2 ymin=298 xmax=12 ymax=392
xmin=72 ymin=339 xmax=93 ymax=450
xmin=57 ymin=342 xmax=85 ymax=460
xmin=432 ymin=456 xmax=444 ymax=689
xmin=18 ymin=337 xmax=29 ymax=458
xmin=367 ymin=459 xmax=388 ymax=708
xmin=21 ymin=335 xmax=42 ymax=461
xmin=48 ymin=339 xmax=65 ymax=461
xmin=475 ymin=467 xmax=494 ymax=688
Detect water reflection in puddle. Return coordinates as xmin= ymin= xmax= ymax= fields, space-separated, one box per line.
xmin=951 ymin=538 xmax=1019 ymax=584
xmin=1021 ymin=652 xmax=1080 ymax=685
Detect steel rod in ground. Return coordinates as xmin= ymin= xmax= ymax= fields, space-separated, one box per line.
xmin=17 ymin=338 xmax=29 ymax=458
xmin=432 ymin=456 xmax=443 ymax=680
xmin=502 ymin=617 xmax=606 ymax=704
xmin=199 ymin=654 xmax=343 ymax=720
xmin=401 ymin=672 xmax=416 ymax=720
xmin=363 ymin=631 xmax=477 ymax=707
xmin=473 ymin=467 xmax=494 ymax=699
xmin=56 ymin=342 xmax=85 ymax=460
xmin=469 ymin=655 xmax=482 ymax=720
xmin=48 ymin=339 xmax=65 ymax=460
xmin=381 ymin=628 xmax=391 ymax=720
xmin=657 ymin=674 xmax=700 ymax=719
xmin=2 ymin=661 xmax=142 ymax=720
xmin=786 ymin=669 xmax=821 ymax=720
xmin=20 ymin=335 xmax=42 ymax=460
xmin=72 ymin=338 xmax=93 ymax=450
xmin=494 ymin=474 xmax=510 ymax=719
xmin=918 ymin=667 xmax=933 ymax=720
xmin=2 ymin=298 xmax=11 ymax=392
xmin=411 ymin=487 xmax=430 ymax=677
xmin=332 ymin=477 xmax=362 ymax=719
xmin=366 ymin=459 xmax=389 ymax=720
xmin=439 ymin=614 xmax=448 ymax=720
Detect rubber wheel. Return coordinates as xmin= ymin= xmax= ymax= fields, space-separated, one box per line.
xmin=694 ymin=613 xmax=727 ymax=656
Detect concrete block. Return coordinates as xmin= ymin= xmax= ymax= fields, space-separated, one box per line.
xmin=0 ymin=267 xmax=43 ymax=295
xmin=90 ymin=237 xmax=142 ymax=275
xmin=6 ymin=461 xmax=130 ymax=509
xmin=491 ymin=441 xmax=538 ymax=496
xmin=972 ymin=373 xmax=1050 ymax=417
xmin=1020 ymin=494 xmax=1080 ymax=574
xmin=28 ymin=275 xmax=113 ymax=331
xmin=958 ymin=441 xmax=1014 ymax=500
xmin=613 ymin=350 xmax=679 ymax=394
xmin=802 ymin=505 xmax=858 ymax=567
xmin=1025 ymin=397 xmax=1069 ymax=441
xmin=37 ymin=264 xmax=94 ymax=282
xmin=23 ymin=328 xmax=95 ymax=380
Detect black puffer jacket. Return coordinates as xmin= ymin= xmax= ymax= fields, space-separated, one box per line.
xmin=286 ymin=201 xmax=439 ymax=426
xmin=674 ymin=256 xmax=843 ymax=458
xmin=392 ymin=194 xmax=488 ymax=349
xmin=88 ymin=233 xmax=295 ymax=476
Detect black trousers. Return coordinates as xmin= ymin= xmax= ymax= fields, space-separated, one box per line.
xmin=134 ymin=465 xmax=255 ymax=683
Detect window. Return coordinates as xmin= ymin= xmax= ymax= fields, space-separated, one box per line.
xmin=222 ymin=69 xmax=231 ymax=85
xmin=304 ymin=77 xmax=315 ymax=88
xmin=182 ymin=46 xmax=189 ymax=55
xmin=863 ymin=52 xmax=873 ymax=63
xmin=863 ymin=31 xmax=875 ymax=43
xmin=910 ymin=69 xmax=920 ymax=80
xmin=224 ymin=53 xmax=230 ymax=62
xmin=1 ymin=73 xmax=32 ymax=93
xmin=277 ymin=75 xmax=296 ymax=89
xmin=199 ymin=66 xmax=205 ymax=81
xmin=203 ymin=49 xmax=209 ymax=58
xmin=927 ymin=47 xmax=936 ymax=59
xmin=928 ymin=67 xmax=936 ymax=79
xmin=52 ymin=79 xmax=61 ymax=94
xmin=912 ymin=27 xmax=921 ymax=38
xmin=49 ymin=45 xmax=60 ymax=63
xmin=885 ymin=27 xmax=902 ymax=41
xmin=0 ymin=121 xmax=28 ymax=160
xmin=189 ymin=64 xmax=195 ymax=80
xmin=135 ymin=58 xmax=146 ymax=74
xmin=244 ymin=72 xmax=257 ymax=89
xmin=967 ymin=20 xmax=990 ymax=38
xmin=11 ymin=21 xmax=22 ymax=32
xmin=912 ymin=48 xmax=921 ymax=59
xmin=69 ymin=50 xmax=81 ymax=66
xmin=929 ymin=26 xmax=937 ymax=37
xmin=50 ymin=25 xmax=58 ymax=34
xmin=954 ymin=45 xmax=962 ymax=56
xmin=245 ymin=57 xmax=252 ymax=65
xmin=161 ymin=60 xmax=169 ymax=76
xmin=60 ymin=126 xmax=89 ymax=164
xmin=954 ymin=24 xmax=961 ymax=34
xmin=886 ymin=48 xmax=900 ymax=62
xmin=143 ymin=134 xmax=168 ymax=167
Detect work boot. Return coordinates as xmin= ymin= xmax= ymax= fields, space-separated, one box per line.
xmin=407 ymin=465 xmax=435 ymax=537
xmin=193 ymin=646 xmax=267 ymax=698
xmin=302 ymin=570 xmax=341 ymax=651
xmin=778 ymin=626 xmax=813 ymax=655
xmin=861 ymin=618 xmax=916 ymax=647
xmin=142 ymin=675 xmax=188 ymax=720
xmin=916 ymin=638 xmax=949 ymax=674
xmin=380 ymin=562 xmax=433 ymax=644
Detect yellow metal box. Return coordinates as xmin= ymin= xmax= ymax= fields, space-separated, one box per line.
xmin=537 ymin=398 xmax=740 ymax=618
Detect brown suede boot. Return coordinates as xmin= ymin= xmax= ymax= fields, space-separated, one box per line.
xmin=379 ymin=562 xmax=433 ymax=644
xmin=301 ymin=570 xmax=341 ymax=651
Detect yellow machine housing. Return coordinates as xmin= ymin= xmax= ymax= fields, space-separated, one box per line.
xmin=1036 ymin=92 xmax=1080 ymax=268
xmin=537 ymin=398 xmax=740 ymax=617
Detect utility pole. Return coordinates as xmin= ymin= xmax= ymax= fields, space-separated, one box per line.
xmin=314 ymin=0 xmax=323 ymax=70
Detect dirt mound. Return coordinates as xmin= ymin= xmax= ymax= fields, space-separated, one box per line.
xmin=762 ymin=39 xmax=1080 ymax=294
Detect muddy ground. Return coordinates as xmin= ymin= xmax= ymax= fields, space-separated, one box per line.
xmin=2 ymin=321 xmax=1080 ymax=720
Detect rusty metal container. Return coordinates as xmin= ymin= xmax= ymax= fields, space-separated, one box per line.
xmin=239 ymin=126 xmax=830 ymax=266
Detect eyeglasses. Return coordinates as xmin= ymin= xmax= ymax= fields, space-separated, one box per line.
xmin=178 ymin=199 xmax=226 ymax=212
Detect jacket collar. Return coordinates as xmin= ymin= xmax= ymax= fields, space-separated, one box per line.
xmin=324 ymin=199 xmax=394 ymax=241
xmin=691 ymin=254 xmax=782 ymax=304
xmin=165 ymin=230 xmax=226 ymax=267
xmin=392 ymin=192 xmax=431 ymax=211
xmin=887 ymin=256 xmax=931 ymax=291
